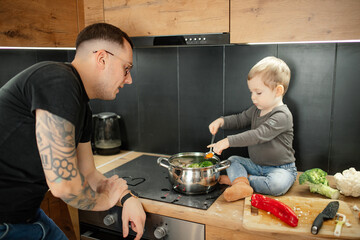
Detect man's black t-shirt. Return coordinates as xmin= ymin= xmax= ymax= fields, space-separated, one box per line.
xmin=0 ymin=61 xmax=92 ymax=223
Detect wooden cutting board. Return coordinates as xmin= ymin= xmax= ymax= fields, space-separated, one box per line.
xmin=243 ymin=196 xmax=360 ymax=239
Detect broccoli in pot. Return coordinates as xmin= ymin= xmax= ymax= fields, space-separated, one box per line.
xmin=187 ymin=163 xmax=201 ymax=168
xmin=187 ymin=160 xmax=214 ymax=168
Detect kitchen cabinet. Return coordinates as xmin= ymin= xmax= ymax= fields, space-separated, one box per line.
xmin=83 ymin=0 xmax=104 ymax=26
xmin=41 ymin=191 xmax=80 ymax=240
xmin=230 ymin=0 xmax=360 ymax=43
xmin=2 ymin=0 xmax=360 ymax=46
xmin=0 ymin=0 xmax=84 ymax=47
xmin=85 ymin=0 xmax=360 ymax=43
xmin=84 ymin=0 xmax=229 ymax=36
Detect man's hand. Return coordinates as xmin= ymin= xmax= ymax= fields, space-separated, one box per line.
xmin=207 ymin=138 xmax=230 ymax=155
xmin=122 ymin=197 xmax=146 ymax=240
xmin=97 ymin=175 xmax=128 ymax=209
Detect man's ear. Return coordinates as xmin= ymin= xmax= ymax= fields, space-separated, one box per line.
xmin=94 ymin=50 xmax=106 ymax=69
xmin=276 ymin=85 xmax=284 ymax=96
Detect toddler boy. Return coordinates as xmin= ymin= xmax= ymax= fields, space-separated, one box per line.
xmin=208 ymin=56 xmax=297 ymax=202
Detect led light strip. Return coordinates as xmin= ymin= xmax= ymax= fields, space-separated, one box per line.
xmin=0 ymin=46 xmax=76 ymax=50
xmin=247 ymin=39 xmax=360 ymax=45
xmin=96 ymin=151 xmax=134 ymax=169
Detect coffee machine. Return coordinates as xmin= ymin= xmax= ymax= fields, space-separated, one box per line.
xmin=92 ymin=112 xmax=122 ymax=155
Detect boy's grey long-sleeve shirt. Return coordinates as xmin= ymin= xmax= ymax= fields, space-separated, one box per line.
xmin=222 ymin=104 xmax=295 ymax=166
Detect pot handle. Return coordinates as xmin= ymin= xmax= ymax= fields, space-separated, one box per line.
xmin=215 ymin=159 xmax=231 ymax=172
xmin=157 ymin=157 xmax=170 ymax=170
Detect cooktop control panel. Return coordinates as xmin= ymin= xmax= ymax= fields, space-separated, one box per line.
xmin=80 ymin=207 xmax=205 ymax=240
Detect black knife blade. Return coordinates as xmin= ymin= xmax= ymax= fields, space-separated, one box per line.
xmin=311 ymin=201 xmax=339 ymax=235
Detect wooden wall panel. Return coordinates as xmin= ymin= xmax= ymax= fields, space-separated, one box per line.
xmin=0 ymin=0 xmax=82 ymax=47
xmin=104 ymin=0 xmax=229 ymax=37
xmin=231 ymin=0 xmax=360 ymax=43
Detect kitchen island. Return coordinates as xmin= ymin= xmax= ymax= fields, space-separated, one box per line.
xmin=93 ymin=151 xmax=360 ymax=240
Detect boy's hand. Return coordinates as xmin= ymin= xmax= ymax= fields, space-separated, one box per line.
xmin=209 ymin=118 xmax=224 ymax=135
xmin=207 ymin=138 xmax=230 ymax=155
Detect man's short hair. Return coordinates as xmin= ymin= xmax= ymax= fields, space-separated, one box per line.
xmin=76 ymin=23 xmax=133 ymax=50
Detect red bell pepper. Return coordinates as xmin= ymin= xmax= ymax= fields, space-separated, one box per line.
xmin=251 ymin=194 xmax=298 ymax=227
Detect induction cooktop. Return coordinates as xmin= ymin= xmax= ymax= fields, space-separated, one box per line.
xmin=104 ymin=155 xmax=227 ymax=210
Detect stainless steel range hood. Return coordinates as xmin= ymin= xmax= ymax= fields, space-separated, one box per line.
xmin=131 ymin=33 xmax=230 ymax=48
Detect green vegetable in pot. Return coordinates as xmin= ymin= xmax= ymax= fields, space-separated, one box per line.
xmin=199 ymin=161 xmax=213 ymax=168
xmin=186 ymin=161 xmax=214 ymax=168
xmin=299 ymin=168 xmax=340 ymax=199
xmin=187 ymin=163 xmax=200 ymax=168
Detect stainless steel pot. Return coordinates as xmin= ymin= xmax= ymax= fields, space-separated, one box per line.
xmin=157 ymin=152 xmax=230 ymax=195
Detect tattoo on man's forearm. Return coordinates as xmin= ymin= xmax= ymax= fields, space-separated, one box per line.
xmin=62 ymin=174 xmax=97 ymax=210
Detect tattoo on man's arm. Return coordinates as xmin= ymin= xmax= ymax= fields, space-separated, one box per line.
xmin=36 ymin=110 xmax=98 ymax=210
xmin=62 ymin=178 xmax=97 ymax=210
xmin=36 ymin=111 xmax=77 ymax=182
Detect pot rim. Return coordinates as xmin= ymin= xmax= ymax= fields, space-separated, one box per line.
xmin=166 ymin=151 xmax=221 ymax=169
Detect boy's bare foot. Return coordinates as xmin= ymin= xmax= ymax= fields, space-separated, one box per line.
xmin=219 ymin=175 xmax=232 ymax=185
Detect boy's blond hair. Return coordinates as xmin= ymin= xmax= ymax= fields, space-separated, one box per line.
xmin=248 ymin=56 xmax=291 ymax=96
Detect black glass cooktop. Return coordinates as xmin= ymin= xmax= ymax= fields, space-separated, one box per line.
xmin=104 ymin=155 xmax=226 ymax=210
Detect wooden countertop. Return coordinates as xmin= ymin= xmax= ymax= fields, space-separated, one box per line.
xmin=94 ymin=151 xmax=360 ymax=239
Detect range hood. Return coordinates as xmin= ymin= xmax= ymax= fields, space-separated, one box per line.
xmin=131 ymin=33 xmax=230 ymax=48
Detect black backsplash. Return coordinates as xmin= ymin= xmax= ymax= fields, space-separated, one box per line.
xmin=1 ymin=43 xmax=359 ymax=174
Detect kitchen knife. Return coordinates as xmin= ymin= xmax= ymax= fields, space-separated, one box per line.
xmin=311 ymin=201 xmax=339 ymax=235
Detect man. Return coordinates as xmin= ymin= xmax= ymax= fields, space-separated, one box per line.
xmin=0 ymin=23 xmax=146 ymax=240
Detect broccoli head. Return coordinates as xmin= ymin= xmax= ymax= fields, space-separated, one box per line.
xmin=299 ymin=168 xmax=329 ymax=185
xmin=299 ymin=168 xmax=339 ymax=199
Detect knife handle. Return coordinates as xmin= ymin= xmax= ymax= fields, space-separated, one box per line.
xmin=311 ymin=213 xmax=326 ymax=235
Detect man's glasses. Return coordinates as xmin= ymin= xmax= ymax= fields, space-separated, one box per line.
xmin=93 ymin=50 xmax=133 ymax=76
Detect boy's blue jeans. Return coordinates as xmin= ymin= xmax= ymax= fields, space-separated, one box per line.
xmin=0 ymin=208 xmax=68 ymax=240
xmin=226 ymin=156 xmax=297 ymax=196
